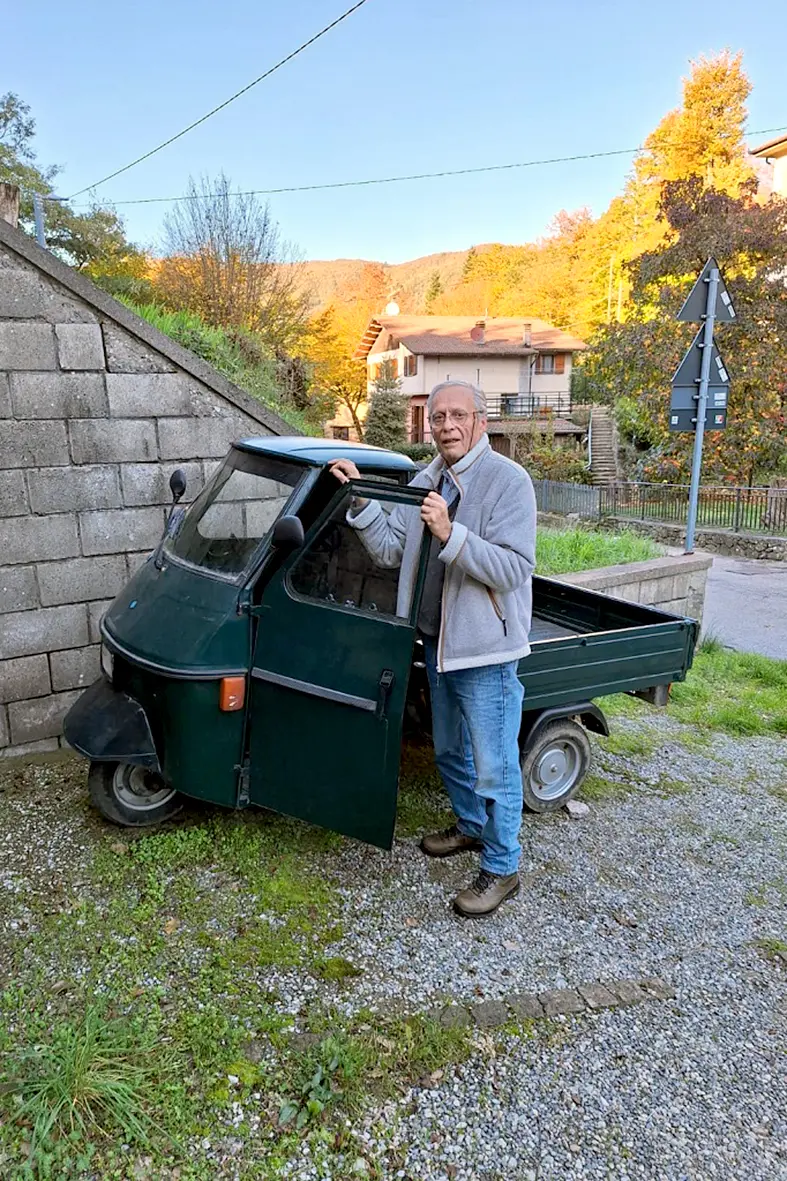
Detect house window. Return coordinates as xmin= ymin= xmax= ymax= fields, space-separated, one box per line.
xmin=332 ymin=426 xmax=350 ymax=440
xmin=411 ymin=404 xmax=425 ymax=444
xmin=404 ymin=354 xmax=418 ymax=377
xmin=535 ymin=354 xmax=566 ymax=375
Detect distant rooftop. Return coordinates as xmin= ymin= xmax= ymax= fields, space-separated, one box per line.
xmin=355 ymin=315 xmax=586 ymax=360
xmin=750 ymin=132 xmax=787 ymax=159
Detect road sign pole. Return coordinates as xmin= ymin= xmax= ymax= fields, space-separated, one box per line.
xmin=684 ymin=268 xmax=719 ymax=553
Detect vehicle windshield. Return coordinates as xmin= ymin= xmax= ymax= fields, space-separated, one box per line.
xmin=164 ymin=449 xmax=304 ymax=579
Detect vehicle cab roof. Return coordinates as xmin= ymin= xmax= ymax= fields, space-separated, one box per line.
xmin=234 ymin=436 xmax=417 ymax=472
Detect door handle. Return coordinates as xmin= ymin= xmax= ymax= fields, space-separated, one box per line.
xmin=376 ymin=669 xmax=395 ymax=720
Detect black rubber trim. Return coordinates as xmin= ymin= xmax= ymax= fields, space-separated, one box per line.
xmin=251 ymin=668 xmax=376 ymax=712
xmin=102 ymin=624 xmax=245 ymax=681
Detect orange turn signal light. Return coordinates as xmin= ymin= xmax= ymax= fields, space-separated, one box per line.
xmin=219 ymin=676 xmax=246 ymax=712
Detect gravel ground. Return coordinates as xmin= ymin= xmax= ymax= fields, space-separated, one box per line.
xmin=1 ymin=711 xmax=785 ymax=1179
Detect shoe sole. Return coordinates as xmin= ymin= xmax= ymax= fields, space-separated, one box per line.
xmin=419 ymin=839 xmax=484 ymax=859
xmin=453 ymin=880 xmax=520 ymax=918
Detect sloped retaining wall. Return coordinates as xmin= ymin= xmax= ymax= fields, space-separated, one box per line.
xmin=0 ymin=218 xmax=292 ymax=758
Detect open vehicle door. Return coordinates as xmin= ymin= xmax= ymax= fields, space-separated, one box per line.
xmin=249 ymin=480 xmax=430 ymax=847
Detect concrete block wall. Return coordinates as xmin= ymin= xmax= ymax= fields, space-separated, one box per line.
xmin=0 ymin=220 xmax=291 ymax=758
xmin=558 ymin=554 xmax=713 ymax=623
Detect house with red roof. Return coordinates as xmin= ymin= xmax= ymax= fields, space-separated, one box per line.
xmin=329 ymin=314 xmax=585 ymax=448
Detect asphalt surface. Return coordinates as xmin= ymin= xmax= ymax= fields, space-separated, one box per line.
xmin=701 ymin=552 xmax=787 ymax=659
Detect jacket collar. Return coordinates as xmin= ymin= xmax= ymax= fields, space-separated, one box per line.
xmin=423 ymin=434 xmax=491 ymax=488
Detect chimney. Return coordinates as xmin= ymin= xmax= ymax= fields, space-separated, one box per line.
xmin=522 ymin=322 xmax=532 ymax=347
xmin=470 ymin=318 xmax=486 ymax=345
xmin=0 ymin=183 xmax=20 ymax=229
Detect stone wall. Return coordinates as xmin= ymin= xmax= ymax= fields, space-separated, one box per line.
xmin=0 ymin=218 xmax=292 ymax=758
xmin=556 ymin=553 xmax=713 ymax=622
xmin=599 ymin=515 xmax=787 ymax=561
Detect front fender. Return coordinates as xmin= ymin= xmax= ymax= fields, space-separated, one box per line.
xmin=63 ymin=678 xmax=161 ymax=772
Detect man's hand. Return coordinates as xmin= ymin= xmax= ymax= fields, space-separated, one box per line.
xmin=329 ymin=458 xmax=361 ymax=484
xmin=421 ymin=491 xmax=452 ymax=544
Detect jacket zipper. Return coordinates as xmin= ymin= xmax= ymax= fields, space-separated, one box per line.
xmin=437 ymin=467 xmax=462 ymax=673
xmin=487 ymin=588 xmax=508 ymax=636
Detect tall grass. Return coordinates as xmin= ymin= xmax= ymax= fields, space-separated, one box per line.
xmin=669 ymin=646 xmax=787 ymax=736
xmin=536 ymin=527 xmax=664 ymax=575
xmin=2 ymin=1007 xmax=170 ymax=1167
xmin=120 ymin=300 xmax=310 ymax=434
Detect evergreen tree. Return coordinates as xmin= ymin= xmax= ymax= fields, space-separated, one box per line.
xmin=424 ymin=270 xmax=443 ymax=310
xmin=363 ymin=359 xmax=409 ymax=450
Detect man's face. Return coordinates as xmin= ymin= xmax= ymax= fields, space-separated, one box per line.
xmin=429 ymin=386 xmax=487 ymax=466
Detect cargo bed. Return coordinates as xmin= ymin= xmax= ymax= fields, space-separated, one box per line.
xmin=521 ymin=576 xmax=699 ymax=711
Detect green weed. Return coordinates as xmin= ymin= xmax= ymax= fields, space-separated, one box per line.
xmin=753 ymin=936 xmax=787 ymax=963
xmin=536 ymin=527 xmax=664 ymax=576
xmin=669 ymin=648 xmax=787 ymax=737
xmin=600 ymin=729 xmax=656 ymax=758
xmin=580 ymin=774 xmax=632 ymax=802
xmin=0 ymin=1007 xmax=173 ymax=1167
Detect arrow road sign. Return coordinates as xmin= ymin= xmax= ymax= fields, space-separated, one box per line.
xmin=677 ymin=256 xmax=736 ymax=322
xmin=669 ymin=406 xmax=727 ymax=432
xmin=672 ymin=329 xmax=730 ymax=387
xmin=670 ymin=385 xmax=728 ymax=412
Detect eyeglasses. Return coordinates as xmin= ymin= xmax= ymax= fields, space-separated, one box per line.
xmin=429 ymin=409 xmax=478 ymax=428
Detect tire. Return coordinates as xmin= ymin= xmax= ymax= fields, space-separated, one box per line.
xmin=520 ymin=719 xmax=592 ymax=813
xmin=88 ymin=761 xmax=182 ymax=828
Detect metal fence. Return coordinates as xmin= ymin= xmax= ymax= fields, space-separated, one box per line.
xmin=533 ymin=479 xmax=600 ymax=517
xmin=601 ymin=482 xmax=787 ymax=536
xmin=486 ymin=394 xmax=573 ymax=420
xmin=532 ymin=479 xmax=787 ymax=536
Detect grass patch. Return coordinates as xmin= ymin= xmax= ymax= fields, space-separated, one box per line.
xmin=753 ymin=936 xmax=787 ymax=963
xmin=600 ymin=729 xmax=657 ymax=758
xmin=536 ymin=527 xmax=664 ymax=576
xmin=0 ymin=1006 xmax=176 ymax=1173
xmin=669 ymin=647 xmax=787 ymax=737
xmin=580 ymin=774 xmax=632 ymax=802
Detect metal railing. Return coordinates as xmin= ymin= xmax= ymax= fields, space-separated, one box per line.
xmin=533 ymin=479 xmax=600 ymax=517
xmin=485 ymin=394 xmax=573 ymax=420
xmin=530 ymin=478 xmax=787 ymax=536
xmin=599 ymin=482 xmax=787 ymax=536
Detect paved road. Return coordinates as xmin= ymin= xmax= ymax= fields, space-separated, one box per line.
xmin=701 ymin=552 xmax=787 ymax=659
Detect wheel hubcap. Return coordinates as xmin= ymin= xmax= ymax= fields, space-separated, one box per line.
xmin=530 ymin=740 xmax=581 ymax=802
xmin=112 ymin=764 xmax=175 ymax=812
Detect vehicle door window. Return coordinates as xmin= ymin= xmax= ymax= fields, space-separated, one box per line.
xmin=288 ymin=491 xmax=421 ymax=621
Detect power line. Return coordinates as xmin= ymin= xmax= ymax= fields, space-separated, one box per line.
xmin=56 ymin=123 xmax=787 ymax=210
xmin=66 ymin=0 xmax=372 ymax=200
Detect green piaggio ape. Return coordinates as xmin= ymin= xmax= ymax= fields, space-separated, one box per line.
xmin=64 ymin=437 xmax=699 ymax=847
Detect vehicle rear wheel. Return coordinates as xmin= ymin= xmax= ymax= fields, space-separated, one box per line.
xmin=88 ymin=761 xmax=182 ymax=827
xmin=520 ymin=719 xmax=592 ymax=813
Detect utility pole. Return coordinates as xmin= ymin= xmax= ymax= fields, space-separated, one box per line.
xmin=32 ymin=193 xmax=46 ymax=247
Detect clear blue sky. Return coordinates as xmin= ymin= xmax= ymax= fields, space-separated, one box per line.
xmin=4 ymin=0 xmax=785 ymax=263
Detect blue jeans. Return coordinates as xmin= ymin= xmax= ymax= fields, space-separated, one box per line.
xmin=423 ymin=638 xmax=525 ymax=876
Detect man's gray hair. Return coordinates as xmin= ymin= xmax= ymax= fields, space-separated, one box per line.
xmin=427 ymin=379 xmax=487 ymax=417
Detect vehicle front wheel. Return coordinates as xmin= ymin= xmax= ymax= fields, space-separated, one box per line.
xmin=520 ymin=719 xmax=592 ymax=813
xmin=88 ymin=761 xmax=182 ymax=827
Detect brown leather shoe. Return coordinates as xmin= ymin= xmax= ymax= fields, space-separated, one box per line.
xmin=420 ymin=824 xmax=483 ymax=858
xmin=453 ymin=869 xmax=520 ymax=917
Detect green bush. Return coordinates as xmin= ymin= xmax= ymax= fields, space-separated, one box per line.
xmin=398 ymin=443 xmax=436 ymax=462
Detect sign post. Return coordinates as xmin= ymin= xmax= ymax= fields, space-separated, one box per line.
xmin=684 ymin=266 xmax=719 ymax=553
xmin=670 ymin=258 xmax=736 ymax=554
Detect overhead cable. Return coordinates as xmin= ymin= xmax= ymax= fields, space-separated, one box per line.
xmin=66 ymin=0 xmax=372 ymax=199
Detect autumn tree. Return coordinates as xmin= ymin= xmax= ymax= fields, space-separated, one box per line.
xmin=580 ymin=178 xmax=787 ymax=485
xmin=0 ymin=91 xmax=145 ymax=278
xmin=424 ymin=270 xmax=443 ymax=310
xmin=363 ymin=359 xmax=408 ymax=450
xmin=157 ymin=173 xmax=310 ymax=351
xmin=301 ymin=305 xmax=367 ymax=437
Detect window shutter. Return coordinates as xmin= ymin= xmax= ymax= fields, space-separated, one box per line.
xmin=554 ymin=354 xmax=565 ymax=375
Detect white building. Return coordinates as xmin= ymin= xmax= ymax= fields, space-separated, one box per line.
xmin=750 ymin=132 xmax=787 ymax=197
xmin=337 ymin=314 xmax=585 ymax=444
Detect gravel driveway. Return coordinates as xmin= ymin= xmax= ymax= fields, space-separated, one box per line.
xmin=1 ymin=708 xmax=785 ymax=1180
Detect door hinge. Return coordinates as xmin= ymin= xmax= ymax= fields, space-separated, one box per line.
xmin=376 ymin=669 xmax=395 ymax=720
xmin=236 ymin=762 xmax=250 ymax=807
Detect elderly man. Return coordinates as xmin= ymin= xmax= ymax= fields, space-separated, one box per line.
xmin=330 ymin=379 xmax=537 ymax=917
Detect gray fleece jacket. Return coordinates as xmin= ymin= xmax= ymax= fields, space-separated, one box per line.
xmin=348 ymin=435 xmax=537 ymax=672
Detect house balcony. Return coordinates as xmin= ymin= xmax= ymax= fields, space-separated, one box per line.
xmin=410 ymin=392 xmax=575 ymax=444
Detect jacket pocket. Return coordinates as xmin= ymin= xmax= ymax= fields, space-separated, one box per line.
xmin=486 ymin=588 xmax=508 ymax=636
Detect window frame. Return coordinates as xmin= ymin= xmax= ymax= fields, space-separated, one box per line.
xmin=283 ymin=479 xmax=430 ymax=628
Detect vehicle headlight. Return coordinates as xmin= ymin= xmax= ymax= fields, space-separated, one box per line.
xmin=101 ymin=643 xmax=114 ymax=682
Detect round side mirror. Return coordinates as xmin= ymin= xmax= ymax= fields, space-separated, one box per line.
xmin=169 ymin=469 xmax=187 ymax=503
xmin=272 ymin=515 xmax=305 ymax=551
